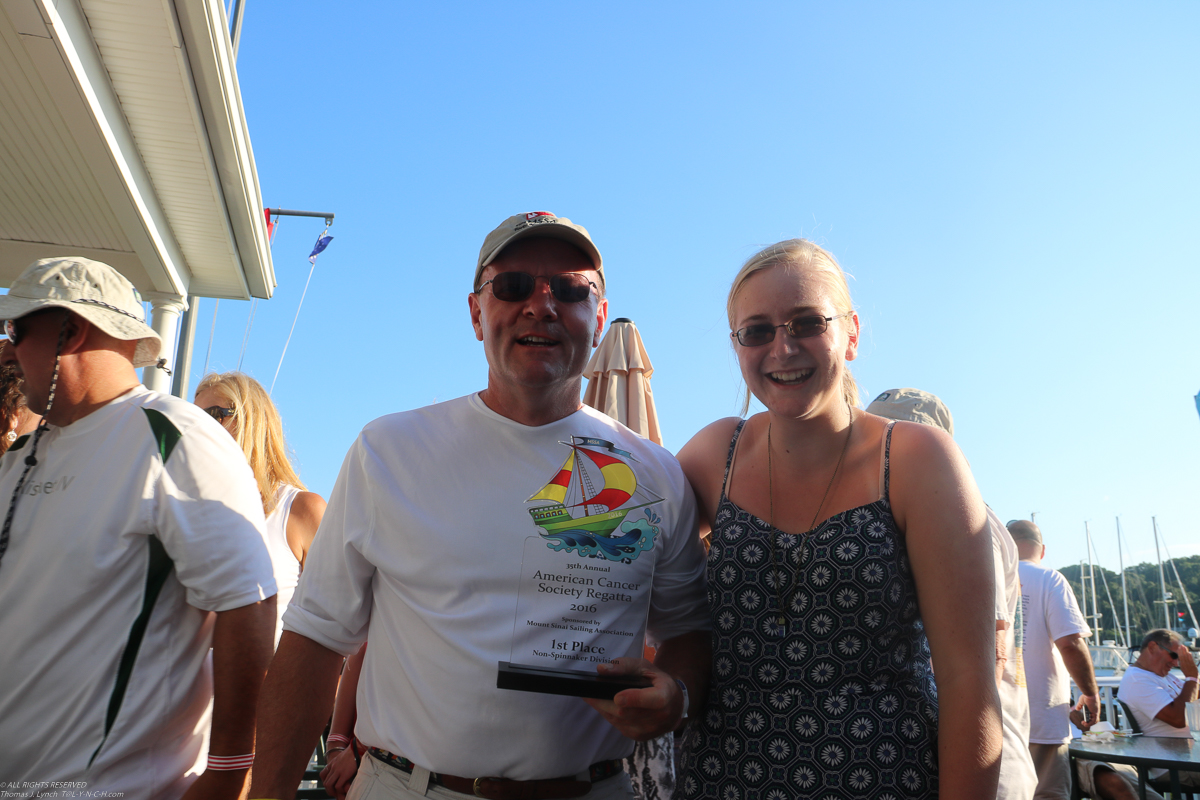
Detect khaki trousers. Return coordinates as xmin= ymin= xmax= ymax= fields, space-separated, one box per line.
xmin=1029 ymin=743 xmax=1070 ymax=800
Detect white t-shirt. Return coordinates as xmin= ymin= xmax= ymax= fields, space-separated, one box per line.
xmin=0 ymin=386 xmax=276 ymax=797
xmin=265 ymin=483 xmax=303 ymax=647
xmin=1019 ymin=559 xmax=1092 ymax=743
xmin=1118 ymin=666 xmax=1191 ymax=738
xmin=989 ymin=508 xmax=1037 ymax=799
xmin=284 ymin=394 xmax=709 ymax=780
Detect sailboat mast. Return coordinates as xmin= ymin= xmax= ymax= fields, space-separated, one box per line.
xmin=1159 ymin=527 xmax=1200 ymax=635
xmin=1154 ymin=516 xmax=1170 ymax=629
xmin=1117 ymin=517 xmax=1130 ymax=650
xmin=1086 ymin=521 xmax=1100 ymax=645
xmin=572 ymin=447 xmax=596 ymax=511
xmin=1078 ymin=558 xmax=1090 ymax=643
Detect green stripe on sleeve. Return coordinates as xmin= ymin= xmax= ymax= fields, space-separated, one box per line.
xmin=142 ymin=408 xmax=182 ymax=463
xmin=89 ymin=536 xmax=175 ymax=767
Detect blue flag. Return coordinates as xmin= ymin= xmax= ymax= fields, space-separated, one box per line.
xmin=308 ymin=234 xmax=333 ymax=265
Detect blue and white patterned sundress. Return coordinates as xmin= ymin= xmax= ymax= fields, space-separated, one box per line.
xmin=679 ymin=420 xmax=939 ymax=800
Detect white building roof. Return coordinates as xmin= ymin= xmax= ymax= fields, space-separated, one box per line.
xmin=0 ymin=0 xmax=273 ymax=301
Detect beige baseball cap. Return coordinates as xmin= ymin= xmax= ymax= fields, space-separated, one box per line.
xmin=865 ymin=387 xmax=954 ymax=436
xmin=475 ymin=212 xmax=604 ymax=291
xmin=0 ymin=257 xmax=162 ymax=368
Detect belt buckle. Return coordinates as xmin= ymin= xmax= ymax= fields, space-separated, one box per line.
xmin=473 ymin=777 xmax=488 ymax=798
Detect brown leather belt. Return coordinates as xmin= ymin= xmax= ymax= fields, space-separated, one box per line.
xmin=366 ymin=747 xmax=623 ymax=800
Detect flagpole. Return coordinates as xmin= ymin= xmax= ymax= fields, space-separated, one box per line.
xmin=270 ymin=227 xmax=333 ymax=395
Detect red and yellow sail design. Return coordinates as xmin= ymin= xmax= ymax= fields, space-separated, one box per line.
xmin=527 ymin=452 xmax=574 ymax=505
xmin=526 ymin=436 xmax=661 ymax=539
xmin=574 ymin=448 xmax=636 ymax=512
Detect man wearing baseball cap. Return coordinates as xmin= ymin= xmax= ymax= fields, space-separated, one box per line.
xmin=251 ymin=212 xmax=709 ymax=799
xmin=0 ymin=257 xmax=279 ymax=798
xmin=866 ymin=388 xmax=1038 ymax=800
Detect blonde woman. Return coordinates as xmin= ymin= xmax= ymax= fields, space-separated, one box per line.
xmin=195 ymin=372 xmax=326 ymax=645
xmin=676 ymin=240 xmax=1000 ymax=800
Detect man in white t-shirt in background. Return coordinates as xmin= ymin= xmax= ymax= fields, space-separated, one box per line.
xmin=251 ymin=212 xmax=710 ymax=800
xmin=0 ymin=258 xmax=278 ymax=798
xmin=1105 ymin=630 xmax=1200 ymax=787
xmin=1069 ymin=627 xmax=1198 ymax=800
xmin=1120 ymin=629 xmax=1198 ymax=736
xmin=1009 ymin=519 xmax=1100 ymax=800
xmin=866 ymin=388 xmax=1037 ymax=800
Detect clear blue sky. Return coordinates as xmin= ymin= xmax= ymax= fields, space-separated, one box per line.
xmin=185 ymin=2 xmax=1199 ymax=578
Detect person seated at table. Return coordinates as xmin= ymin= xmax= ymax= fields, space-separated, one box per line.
xmin=1075 ymin=628 xmax=1200 ymax=800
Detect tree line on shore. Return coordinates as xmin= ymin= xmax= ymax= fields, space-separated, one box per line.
xmin=1059 ymin=555 xmax=1200 ymax=647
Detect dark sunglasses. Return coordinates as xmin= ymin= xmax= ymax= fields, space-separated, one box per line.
xmin=203 ymin=406 xmax=235 ymax=422
xmin=476 ymin=272 xmax=597 ymax=304
xmin=4 ymin=309 xmax=70 ymax=347
xmin=732 ymin=312 xmax=851 ymax=347
xmin=3 ymin=319 xmax=21 ymax=347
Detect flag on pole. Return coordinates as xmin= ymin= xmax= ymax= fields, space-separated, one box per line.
xmin=309 ymin=233 xmax=333 ymax=264
xmin=273 ymin=228 xmax=333 ymax=396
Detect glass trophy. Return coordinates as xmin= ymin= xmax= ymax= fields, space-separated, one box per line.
xmin=498 ymin=535 xmax=656 ymax=699
xmin=499 ymin=436 xmax=666 ymax=699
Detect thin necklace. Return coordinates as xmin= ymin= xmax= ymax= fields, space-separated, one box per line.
xmin=766 ymin=404 xmax=855 ymax=631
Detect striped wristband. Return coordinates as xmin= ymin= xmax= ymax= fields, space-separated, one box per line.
xmin=207 ymin=752 xmax=255 ymax=770
xmin=327 ymin=734 xmax=351 ymax=748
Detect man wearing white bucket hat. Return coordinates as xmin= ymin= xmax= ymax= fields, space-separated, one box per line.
xmin=866 ymin=388 xmax=1038 ymax=800
xmin=0 ymin=257 xmax=279 ymax=799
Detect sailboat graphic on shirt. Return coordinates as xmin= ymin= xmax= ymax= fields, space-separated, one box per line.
xmin=525 ymin=437 xmax=662 ymax=562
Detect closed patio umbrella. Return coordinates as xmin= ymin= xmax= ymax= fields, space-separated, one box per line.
xmin=584 ymin=317 xmax=673 ymax=799
xmin=583 ymin=318 xmax=661 ymax=445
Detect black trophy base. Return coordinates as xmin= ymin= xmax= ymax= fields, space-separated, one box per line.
xmin=497 ymin=661 xmax=653 ymax=700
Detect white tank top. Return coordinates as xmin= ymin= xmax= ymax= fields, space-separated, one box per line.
xmin=265 ymin=484 xmax=303 ymax=648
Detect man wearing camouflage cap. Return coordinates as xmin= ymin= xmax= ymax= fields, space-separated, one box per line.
xmin=0 ymin=257 xmax=278 ymax=798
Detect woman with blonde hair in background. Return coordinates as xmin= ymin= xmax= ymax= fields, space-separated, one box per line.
xmin=676 ymin=239 xmax=1000 ymax=800
xmin=195 ymin=371 xmax=326 ymax=645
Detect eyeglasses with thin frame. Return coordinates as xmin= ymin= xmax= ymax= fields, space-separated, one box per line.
xmin=476 ymin=272 xmax=598 ymax=304
xmin=731 ymin=312 xmax=852 ymax=347
xmin=203 ymin=406 xmax=235 ymax=423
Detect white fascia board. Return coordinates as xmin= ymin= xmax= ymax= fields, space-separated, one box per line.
xmin=157 ymin=0 xmax=250 ymax=301
xmin=31 ymin=0 xmax=191 ymax=297
xmin=174 ymin=0 xmax=274 ymax=300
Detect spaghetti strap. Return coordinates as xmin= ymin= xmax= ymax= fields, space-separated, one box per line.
xmin=721 ymin=419 xmax=749 ymax=499
xmin=880 ymin=421 xmax=896 ymax=503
